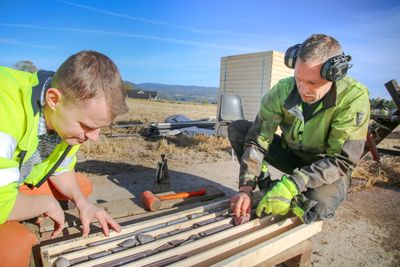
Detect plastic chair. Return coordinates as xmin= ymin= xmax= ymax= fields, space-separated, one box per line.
xmin=215 ymin=94 xmax=245 ymax=136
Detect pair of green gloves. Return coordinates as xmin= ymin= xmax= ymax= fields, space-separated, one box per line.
xmin=256 ymin=175 xmax=299 ymax=217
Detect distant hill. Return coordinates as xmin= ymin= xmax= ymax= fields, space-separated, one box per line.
xmin=124 ymin=81 xmax=218 ymax=103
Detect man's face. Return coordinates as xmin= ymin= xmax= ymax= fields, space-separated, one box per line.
xmin=45 ymin=91 xmax=113 ymax=145
xmin=294 ymin=58 xmax=332 ymax=104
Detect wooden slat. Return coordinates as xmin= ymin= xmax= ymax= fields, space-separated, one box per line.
xmin=73 ymin=217 xmax=233 ymax=267
xmin=223 ymin=88 xmax=264 ymax=94
xmin=255 ymin=239 xmax=312 ymax=267
xmin=39 ymin=185 xmax=224 ymax=233
xmin=224 ymin=60 xmax=271 ymax=68
xmin=127 ymin=216 xmax=284 ymax=267
xmin=210 ymin=221 xmax=323 ymax=267
xmin=223 ymin=80 xmax=268 ymax=86
xmin=222 ymin=51 xmax=274 ymax=61
xmin=167 ymin=217 xmax=298 ymax=267
xmin=40 ymin=198 xmax=230 ymax=256
xmin=47 ymin=211 xmax=223 ymax=263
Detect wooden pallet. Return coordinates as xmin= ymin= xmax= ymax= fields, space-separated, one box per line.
xmin=39 ymin=185 xmax=225 ymax=234
xmin=40 ymin=198 xmax=322 ymax=267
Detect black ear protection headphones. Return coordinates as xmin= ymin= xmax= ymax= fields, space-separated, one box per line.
xmin=284 ymin=43 xmax=352 ymax=82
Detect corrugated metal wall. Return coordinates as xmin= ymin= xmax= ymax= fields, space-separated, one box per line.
xmin=218 ymin=51 xmax=293 ymax=121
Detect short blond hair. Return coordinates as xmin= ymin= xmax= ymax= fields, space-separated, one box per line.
xmin=52 ymin=50 xmax=128 ymax=117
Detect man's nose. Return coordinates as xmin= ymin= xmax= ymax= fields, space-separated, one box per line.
xmin=85 ymin=128 xmax=100 ymax=142
xmin=298 ymin=82 xmax=310 ymax=94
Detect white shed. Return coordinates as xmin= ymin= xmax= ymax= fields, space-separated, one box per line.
xmin=218 ymin=51 xmax=294 ymax=121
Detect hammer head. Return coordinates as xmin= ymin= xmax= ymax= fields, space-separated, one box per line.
xmin=141 ymin=191 xmax=161 ymax=211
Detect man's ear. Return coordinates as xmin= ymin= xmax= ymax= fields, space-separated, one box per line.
xmin=45 ymin=88 xmax=62 ymax=110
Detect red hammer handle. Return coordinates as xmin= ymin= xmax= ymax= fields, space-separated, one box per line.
xmin=366 ymin=132 xmax=380 ymax=162
xmin=159 ymin=188 xmax=206 ymax=200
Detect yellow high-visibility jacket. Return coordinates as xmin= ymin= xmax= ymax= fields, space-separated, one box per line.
xmin=0 ymin=66 xmax=79 ymax=223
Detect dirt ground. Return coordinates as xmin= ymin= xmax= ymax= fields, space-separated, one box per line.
xmin=81 ymin=158 xmax=400 ymax=267
xmin=312 ymin=185 xmax=400 ymax=267
xmin=77 ymin=99 xmax=399 ymax=266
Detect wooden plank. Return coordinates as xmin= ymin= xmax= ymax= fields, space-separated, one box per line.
xmin=40 ymin=197 xmax=231 ymax=256
xmin=40 ymin=185 xmax=224 ymax=233
xmin=223 ymin=80 xmax=267 ymax=86
xmin=255 ymin=239 xmax=312 ymax=267
xmin=122 ymin=215 xmax=283 ymax=267
xmin=223 ymin=85 xmax=265 ymax=91
xmin=72 ymin=217 xmax=234 ymax=267
xmin=225 ymin=72 xmax=264 ymax=79
xmin=221 ymin=90 xmax=264 ymax=96
xmin=41 ymin=201 xmax=322 ymax=267
xmin=222 ymin=51 xmax=273 ymax=61
xmin=224 ymin=61 xmax=272 ymax=69
xmin=210 ymin=221 xmax=323 ymax=267
xmin=40 ymin=192 xmax=266 ymax=266
xmin=168 ymin=217 xmax=299 ymax=267
xmin=49 ymin=212 xmax=221 ymax=263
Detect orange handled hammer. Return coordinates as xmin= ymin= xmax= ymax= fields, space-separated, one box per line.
xmin=141 ymin=188 xmax=206 ymax=211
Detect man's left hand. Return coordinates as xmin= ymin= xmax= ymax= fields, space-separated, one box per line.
xmin=256 ymin=175 xmax=299 ymax=217
xmin=76 ymin=200 xmax=121 ymax=237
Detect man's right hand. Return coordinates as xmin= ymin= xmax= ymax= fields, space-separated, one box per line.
xmin=44 ymin=198 xmax=65 ymax=238
xmin=8 ymin=194 xmax=65 ymax=238
xmin=230 ymin=186 xmax=253 ymax=218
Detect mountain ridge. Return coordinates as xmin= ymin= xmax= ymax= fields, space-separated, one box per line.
xmin=125 ymin=81 xmax=219 ymax=103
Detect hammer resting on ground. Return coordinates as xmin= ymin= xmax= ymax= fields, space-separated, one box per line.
xmin=141 ymin=188 xmax=206 ymax=211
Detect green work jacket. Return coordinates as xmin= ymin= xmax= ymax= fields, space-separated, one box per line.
xmin=240 ymin=76 xmax=370 ymax=191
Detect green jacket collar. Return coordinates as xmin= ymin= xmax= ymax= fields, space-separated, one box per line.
xmin=283 ymin=79 xmax=338 ymax=120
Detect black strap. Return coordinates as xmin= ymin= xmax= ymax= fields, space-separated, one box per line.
xmin=18 ymin=151 xmax=27 ymax=169
xmin=31 ymin=70 xmax=55 ymax=116
xmin=34 ymin=145 xmax=72 ymax=188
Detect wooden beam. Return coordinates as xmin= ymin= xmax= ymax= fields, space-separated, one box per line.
xmin=41 ymin=198 xmax=230 ymax=256
xmin=40 ymin=185 xmax=224 ymax=232
xmin=210 ymin=221 xmax=323 ymax=267
xmin=125 ymin=216 xmax=292 ymax=267
xmin=255 ymin=239 xmax=312 ymax=267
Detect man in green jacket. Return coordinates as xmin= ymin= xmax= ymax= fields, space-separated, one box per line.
xmin=229 ymin=34 xmax=370 ymax=222
xmin=0 ymin=51 xmax=128 ymax=266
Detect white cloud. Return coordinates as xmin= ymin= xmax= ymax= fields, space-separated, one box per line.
xmin=0 ymin=23 xmax=257 ymax=51
xmin=0 ymin=37 xmax=59 ymax=49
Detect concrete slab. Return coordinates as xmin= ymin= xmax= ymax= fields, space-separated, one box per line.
xmin=87 ymin=159 xmax=285 ymax=203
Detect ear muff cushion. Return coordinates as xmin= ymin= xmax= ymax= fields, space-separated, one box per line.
xmin=320 ymin=55 xmax=350 ymax=81
xmin=284 ymin=44 xmax=301 ymax=69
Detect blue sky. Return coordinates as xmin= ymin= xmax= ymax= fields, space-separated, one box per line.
xmin=1 ymin=0 xmax=399 ymax=99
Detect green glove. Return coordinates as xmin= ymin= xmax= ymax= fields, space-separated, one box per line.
xmin=256 ymin=175 xmax=299 ymax=217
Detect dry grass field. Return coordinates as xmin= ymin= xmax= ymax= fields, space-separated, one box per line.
xmin=117 ymin=98 xmax=218 ymax=123
xmin=79 ymin=98 xmax=399 ymax=189
xmin=78 ymin=98 xmax=232 ymax=173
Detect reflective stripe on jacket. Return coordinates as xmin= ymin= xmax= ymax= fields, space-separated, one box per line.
xmin=240 ymin=76 xmax=370 ymax=191
xmin=0 ymin=66 xmax=79 ymax=223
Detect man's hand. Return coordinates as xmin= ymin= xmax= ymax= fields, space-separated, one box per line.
xmin=8 ymin=194 xmax=65 ymax=239
xmin=256 ymin=175 xmax=299 ymax=217
xmin=230 ymin=185 xmax=253 ymax=218
xmin=44 ymin=198 xmax=65 ymax=239
xmin=76 ymin=200 xmax=121 ymax=237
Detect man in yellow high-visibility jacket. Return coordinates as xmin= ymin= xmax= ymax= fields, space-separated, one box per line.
xmin=0 ymin=51 xmax=128 ymax=266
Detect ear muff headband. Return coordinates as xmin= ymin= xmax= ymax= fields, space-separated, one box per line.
xmin=284 ymin=44 xmax=301 ymax=69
